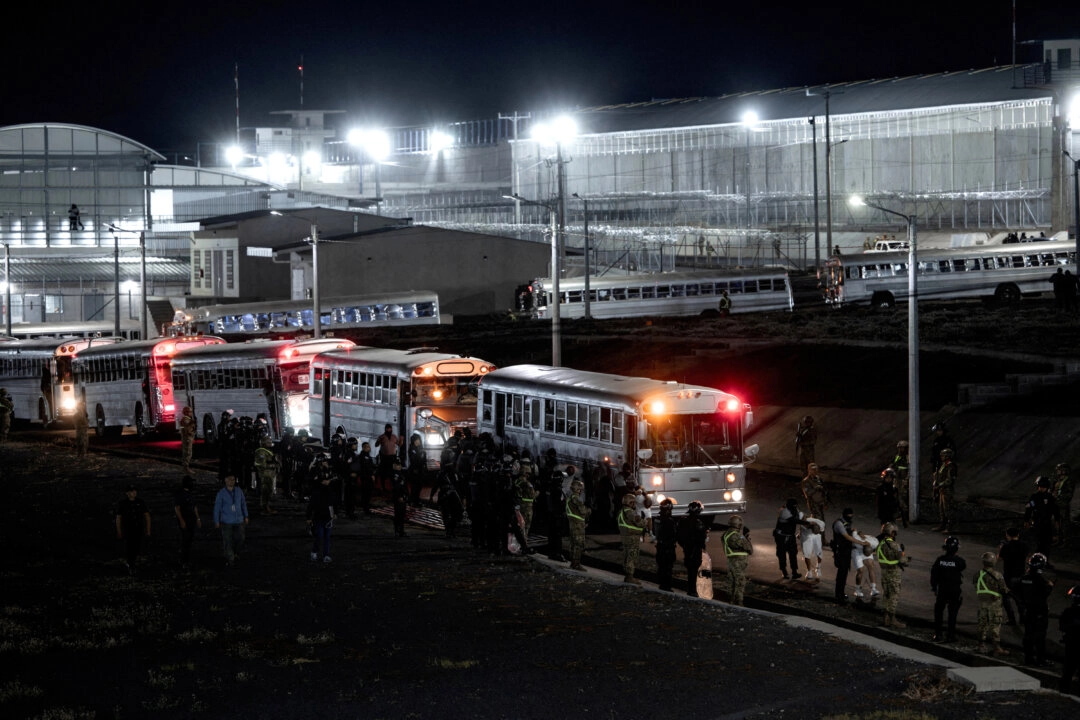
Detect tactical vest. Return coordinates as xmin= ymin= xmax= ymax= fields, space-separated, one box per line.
xmin=976 ymin=570 xmax=1002 ymax=598
xmin=876 ymin=538 xmax=900 ymax=566
xmin=723 ymin=529 xmax=747 ymax=557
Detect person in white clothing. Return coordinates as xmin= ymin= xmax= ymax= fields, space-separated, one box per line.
xmin=851 ymin=530 xmax=881 ymax=599
xmin=800 ymin=516 xmax=826 ymax=581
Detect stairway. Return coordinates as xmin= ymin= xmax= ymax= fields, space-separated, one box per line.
xmin=145 ymin=298 xmax=176 ymax=337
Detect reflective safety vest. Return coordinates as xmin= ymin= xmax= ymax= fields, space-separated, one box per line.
xmin=722 ymin=529 xmax=747 ymax=557
xmin=566 ymin=498 xmax=585 ymax=522
xmin=876 ymin=538 xmax=900 ymax=566
xmin=976 ymin=570 xmax=1002 ymax=598
xmin=617 ymin=508 xmax=642 ymax=532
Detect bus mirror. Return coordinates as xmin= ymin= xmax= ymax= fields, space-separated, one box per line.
xmin=637 ymin=448 xmax=653 ymax=461
xmin=743 ymin=443 xmax=759 ymax=464
xmin=638 ymin=420 xmax=648 ymax=441
xmin=418 ymin=408 xmax=433 ymax=419
xmin=744 ymin=408 xmax=754 ymax=429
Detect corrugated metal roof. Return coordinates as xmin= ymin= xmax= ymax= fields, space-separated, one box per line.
xmin=5 ymin=256 xmax=189 ymax=283
xmin=571 ymin=66 xmax=1055 ymax=134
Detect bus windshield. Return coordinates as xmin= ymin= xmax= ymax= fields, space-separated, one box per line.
xmin=412 ymin=376 xmax=479 ymax=406
xmin=55 ymin=356 xmax=74 ymax=384
xmin=643 ymin=412 xmax=740 ymax=467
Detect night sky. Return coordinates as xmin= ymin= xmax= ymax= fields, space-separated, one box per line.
xmin=3 ymin=1 xmax=1075 ymax=157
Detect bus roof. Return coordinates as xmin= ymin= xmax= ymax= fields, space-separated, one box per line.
xmin=833 ymin=239 xmax=1070 ymax=265
xmin=0 ymin=336 xmax=126 ymax=356
xmin=311 ymin=347 xmax=494 ymax=377
xmin=533 ymin=268 xmax=789 ymax=291
xmin=72 ymin=336 xmax=225 ymax=359
xmin=169 ymin=338 xmax=356 ymax=365
xmin=189 ymin=292 xmax=439 ymax=320
xmin=480 ymin=364 xmax=739 ymax=412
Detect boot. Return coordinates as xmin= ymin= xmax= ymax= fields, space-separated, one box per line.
xmin=880 ymin=613 xmax=892 ymax=627
xmin=992 ymin=646 xmax=1010 ymax=657
xmin=569 ymin=563 xmax=586 ymax=572
xmin=624 ymin=575 xmax=641 ymax=585
xmin=891 ymin=615 xmax=906 ymax=629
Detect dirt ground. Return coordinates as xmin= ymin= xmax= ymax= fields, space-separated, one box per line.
xmin=3 ymin=299 xmax=1080 ymax=719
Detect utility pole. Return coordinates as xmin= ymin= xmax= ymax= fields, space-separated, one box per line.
xmin=500 ymin=112 xmax=532 ymax=225
xmin=809 ymin=117 xmax=820 ymax=270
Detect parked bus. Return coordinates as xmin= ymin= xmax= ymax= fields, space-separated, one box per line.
xmin=179 ymin=291 xmax=441 ymax=337
xmin=170 ymin=338 xmax=355 ymax=442
xmin=1 ymin=320 xmax=149 ymax=341
xmin=820 ymin=240 xmax=1076 ymax=308
xmin=308 ymin=347 xmax=497 ymax=463
xmin=0 ymin=336 xmax=125 ymax=425
xmin=476 ymin=364 xmax=757 ymax=518
xmin=72 ymin=335 xmax=225 ymax=437
xmin=516 ymin=269 xmax=793 ymax=319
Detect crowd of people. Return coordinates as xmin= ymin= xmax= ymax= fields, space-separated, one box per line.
xmin=94 ymin=410 xmax=1080 ymax=694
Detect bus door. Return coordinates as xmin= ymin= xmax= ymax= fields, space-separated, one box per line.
xmin=40 ymin=361 xmax=52 ymax=421
xmin=320 ymin=369 xmax=331 ymax=445
xmin=494 ymin=391 xmax=506 ymax=438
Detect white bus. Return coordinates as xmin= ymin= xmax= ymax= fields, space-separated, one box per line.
xmin=476 ymin=364 xmax=757 ymax=518
xmin=180 ymin=291 xmax=441 ymax=337
xmin=72 ymin=335 xmax=225 ymax=437
xmin=518 ymin=269 xmax=793 ymax=319
xmin=308 ymin=347 xmax=497 ymax=462
xmin=821 ymin=240 xmax=1076 ymax=308
xmin=1 ymin=320 xmax=150 ymax=341
xmin=170 ymin=337 xmax=355 ymax=442
xmin=0 ymin=336 xmax=125 ymax=424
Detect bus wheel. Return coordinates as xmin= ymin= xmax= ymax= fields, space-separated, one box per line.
xmin=870 ymin=291 xmax=895 ymax=309
xmin=995 ymin=283 xmax=1021 ymax=306
xmin=202 ymin=415 xmax=216 ymax=446
xmin=95 ymin=406 xmax=107 ymax=438
xmin=134 ymin=404 xmax=148 ymax=438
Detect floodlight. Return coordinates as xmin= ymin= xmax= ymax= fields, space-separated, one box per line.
xmin=531 ymin=115 xmax=578 ymax=145
xmin=742 ymin=110 xmax=759 ymax=129
xmin=224 ymin=145 xmax=244 ymax=167
xmin=429 ymin=130 xmax=453 ymax=154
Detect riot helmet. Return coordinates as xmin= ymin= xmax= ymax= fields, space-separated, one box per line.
xmin=943 ymin=536 xmax=960 ymax=553
xmin=1028 ymin=553 xmax=1048 ymax=571
xmin=687 ymin=500 xmax=704 ymax=515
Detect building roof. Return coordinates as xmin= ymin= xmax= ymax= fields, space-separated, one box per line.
xmin=569 ymin=66 xmax=1056 ymax=135
xmin=5 ymin=256 xmax=189 ymax=284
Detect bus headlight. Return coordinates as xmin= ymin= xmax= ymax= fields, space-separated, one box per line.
xmin=731 ymin=489 xmax=743 ymax=502
xmin=651 ymin=474 xmax=663 ymax=487
xmin=61 ymin=397 xmax=77 ymax=411
xmin=726 ymin=472 xmax=736 ymax=484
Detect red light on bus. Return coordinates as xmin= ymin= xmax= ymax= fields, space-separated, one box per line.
xmin=432 ymin=389 xmax=444 ymax=400
xmin=282 ymin=348 xmax=299 ymax=359
xmin=724 ymin=399 xmax=740 ymax=412
xmin=165 ymin=404 xmax=175 ymax=412
xmin=157 ymin=342 xmax=177 ymax=355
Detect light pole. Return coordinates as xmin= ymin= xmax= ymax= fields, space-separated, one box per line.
xmin=270 ymin=211 xmax=322 ymax=339
xmin=809 ymin=117 xmax=821 ymax=269
xmin=572 ymin=193 xmax=591 ymax=320
xmin=506 ymin=193 xmax=561 ymax=365
xmin=105 ymin=224 xmax=148 ymax=339
xmin=1066 ymin=150 xmax=1080 ymax=260
xmin=348 ymin=129 xmax=390 ymax=215
xmin=3 ymin=243 xmax=10 ymax=336
xmin=742 ymin=111 xmax=758 ymax=231
xmin=530 ymin=115 xmax=578 ymax=366
xmin=850 ymin=195 xmax=920 ymax=521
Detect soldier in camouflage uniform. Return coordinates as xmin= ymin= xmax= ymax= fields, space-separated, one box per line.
xmin=514 ymin=460 xmax=539 ymax=540
xmin=932 ymin=447 xmax=956 ymax=532
xmin=566 ymin=479 xmax=590 ymax=571
xmin=800 ymin=463 xmax=828 ymax=522
xmin=892 ymin=440 xmax=910 ymax=527
xmin=974 ymin=551 xmax=1011 ymax=656
xmin=721 ymin=514 xmax=754 ymax=606
xmin=254 ymin=436 xmax=280 ymax=514
xmin=616 ymin=492 xmax=647 ymax=584
xmin=0 ymin=388 xmax=13 ymax=441
xmin=876 ymin=522 xmax=906 ymax=628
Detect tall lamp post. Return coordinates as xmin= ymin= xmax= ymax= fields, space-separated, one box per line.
xmin=506 ymin=193 xmax=561 ymax=365
xmin=104 ymin=224 xmax=148 ymax=339
xmin=572 ymin=193 xmax=591 ymax=320
xmin=850 ymin=195 xmax=920 ymax=521
xmin=1066 ymin=150 xmax=1080 ymax=260
xmin=348 ymin=129 xmax=390 ymax=215
xmin=529 ymin=115 xmax=578 ymax=367
xmin=742 ymin=111 xmax=758 ymax=232
xmin=809 ymin=117 xmax=821 ymax=269
xmin=3 ymin=243 xmax=11 ymax=336
xmin=270 ymin=211 xmax=322 ymax=339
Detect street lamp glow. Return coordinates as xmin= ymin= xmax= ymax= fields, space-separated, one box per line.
xmin=1069 ymin=94 xmax=1080 ymax=129
xmin=849 ymin=194 xmax=867 ymax=207
xmin=742 ymin=110 xmax=759 ymax=129
xmin=429 ymin=130 xmax=453 ymax=154
xmin=531 ymin=115 xmax=578 ymax=145
xmin=303 ymin=150 xmax=322 ymax=172
xmin=349 ymin=129 xmax=391 ymax=161
xmin=224 ymin=145 xmax=244 ymax=167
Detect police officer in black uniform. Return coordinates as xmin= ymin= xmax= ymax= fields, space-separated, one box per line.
xmin=1024 ymin=476 xmax=1061 ymax=557
xmin=654 ymin=498 xmax=677 ymax=592
xmin=1020 ymin=552 xmax=1055 ymax=667
xmin=930 ymin=536 xmax=966 ymax=643
xmin=1061 ymin=585 xmax=1080 ymax=694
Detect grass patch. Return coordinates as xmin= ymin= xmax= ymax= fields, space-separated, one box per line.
xmin=146 ymin=669 xmax=175 ymax=690
xmin=297 ymin=631 xmax=335 ymax=646
xmin=176 ymin=627 xmax=218 ymax=643
xmin=0 ymin=679 xmax=44 ymax=702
